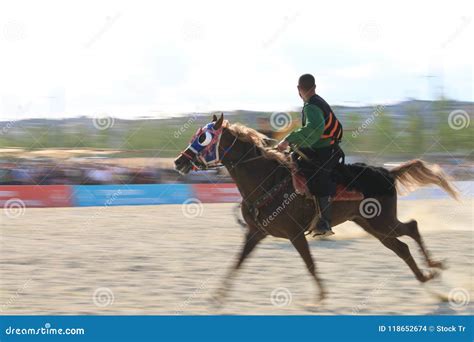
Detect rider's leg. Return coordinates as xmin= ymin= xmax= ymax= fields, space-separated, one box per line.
xmin=306 ymin=195 xmax=333 ymax=236
xmin=312 ymin=147 xmax=337 ymax=235
xmin=315 ymin=194 xmax=333 ymax=235
xmin=302 ymin=147 xmax=337 ymax=236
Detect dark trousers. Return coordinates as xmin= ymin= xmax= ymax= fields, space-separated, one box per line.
xmin=294 ymin=144 xmax=344 ymax=197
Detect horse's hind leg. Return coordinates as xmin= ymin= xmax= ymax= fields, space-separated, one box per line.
xmin=377 ymin=236 xmax=438 ymax=283
xmin=290 ymin=232 xmax=326 ymax=302
xmin=396 ymin=220 xmax=445 ymax=269
xmin=353 ymin=218 xmax=437 ymax=283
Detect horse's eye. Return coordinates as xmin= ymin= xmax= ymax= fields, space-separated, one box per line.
xmin=198 ymin=131 xmax=212 ymax=146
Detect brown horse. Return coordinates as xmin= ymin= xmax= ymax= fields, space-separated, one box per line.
xmin=174 ymin=113 xmax=459 ymax=304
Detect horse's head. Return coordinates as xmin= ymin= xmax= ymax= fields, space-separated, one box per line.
xmin=174 ymin=113 xmax=234 ymax=174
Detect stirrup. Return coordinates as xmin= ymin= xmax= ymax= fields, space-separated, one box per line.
xmin=314 ymin=222 xmax=334 ymax=236
xmin=306 ymin=227 xmax=334 ymax=237
xmin=312 ymin=229 xmax=335 ymax=237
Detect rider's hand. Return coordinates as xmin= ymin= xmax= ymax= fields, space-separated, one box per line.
xmin=277 ymin=140 xmax=289 ymax=152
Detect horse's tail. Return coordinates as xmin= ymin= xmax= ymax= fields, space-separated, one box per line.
xmin=390 ymin=159 xmax=459 ymax=200
xmin=234 ymin=203 xmax=248 ymax=229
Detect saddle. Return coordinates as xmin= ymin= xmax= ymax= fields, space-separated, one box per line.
xmin=291 ymin=171 xmax=363 ymax=201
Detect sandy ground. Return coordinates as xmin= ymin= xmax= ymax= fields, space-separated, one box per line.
xmin=0 ymin=199 xmax=472 ymax=315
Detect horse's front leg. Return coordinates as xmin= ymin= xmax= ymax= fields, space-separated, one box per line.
xmin=290 ymin=232 xmax=327 ymax=302
xmin=213 ymin=228 xmax=266 ymax=305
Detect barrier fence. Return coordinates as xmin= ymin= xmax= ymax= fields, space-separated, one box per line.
xmin=0 ymin=182 xmax=471 ymax=208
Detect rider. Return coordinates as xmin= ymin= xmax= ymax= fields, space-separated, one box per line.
xmin=277 ymin=74 xmax=344 ymax=236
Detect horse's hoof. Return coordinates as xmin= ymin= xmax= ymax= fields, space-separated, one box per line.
xmin=429 ymin=269 xmax=441 ymax=280
xmin=428 ymin=259 xmax=447 ymax=270
xmin=209 ymin=292 xmax=225 ymax=309
xmin=303 ymin=303 xmax=321 ymax=312
xmin=419 ymin=270 xmax=440 ymax=283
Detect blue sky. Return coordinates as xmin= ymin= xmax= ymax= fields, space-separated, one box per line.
xmin=0 ymin=0 xmax=472 ymax=120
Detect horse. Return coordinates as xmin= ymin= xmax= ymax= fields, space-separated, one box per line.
xmin=174 ymin=113 xmax=459 ymax=304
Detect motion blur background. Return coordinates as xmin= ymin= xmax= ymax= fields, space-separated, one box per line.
xmin=0 ymin=0 xmax=472 ymax=315
xmin=0 ymin=0 xmax=472 ymax=184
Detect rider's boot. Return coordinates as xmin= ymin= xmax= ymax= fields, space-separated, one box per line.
xmin=308 ymin=196 xmax=334 ymax=236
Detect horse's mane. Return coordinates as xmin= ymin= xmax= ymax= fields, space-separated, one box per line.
xmin=225 ymin=122 xmax=291 ymax=167
xmin=224 ymin=122 xmax=395 ymax=197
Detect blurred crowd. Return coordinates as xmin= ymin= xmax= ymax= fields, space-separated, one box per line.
xmin=0 ymin=156 xmax=472 ymax=186
xmin=0 ymin=159 xmax=232 ymax=185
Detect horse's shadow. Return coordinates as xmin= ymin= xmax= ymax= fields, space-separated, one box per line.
xmin=308 ymin=239 xmax=356 ymax=250
xmin=425 ymin=303 xmax=460 ymax=315
xmin=270 ymin=239 xmax=356 ymax=251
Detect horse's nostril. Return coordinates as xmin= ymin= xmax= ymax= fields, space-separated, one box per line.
xmin=174 ymin=157 xmax=186 ymax=169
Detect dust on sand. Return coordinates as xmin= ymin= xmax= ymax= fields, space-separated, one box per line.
xmin=0 ymin=199 xmax=472 ymax=315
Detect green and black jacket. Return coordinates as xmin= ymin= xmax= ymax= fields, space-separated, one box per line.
xmin=285 ymin=94 xmax=343 ymax=149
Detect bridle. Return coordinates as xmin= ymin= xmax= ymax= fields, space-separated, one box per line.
xmin=178 ymin=122 xmax=266 ymax=171
xmin=179 ymin=123 xmax=238 ymax=170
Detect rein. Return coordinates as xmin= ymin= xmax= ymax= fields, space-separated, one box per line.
xmin=226 ymin=144 xmax=294 ymax=235
xmin=181 ymin=125 xmax=294 ymax=234
xmin=184 ymin=129 xmax=267 ymax=171
xmin=224 ymin=146 xmax=266 ymax=170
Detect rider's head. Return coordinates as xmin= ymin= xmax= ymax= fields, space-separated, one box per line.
xmin=297 ymin=74 xmax=316 ymax=102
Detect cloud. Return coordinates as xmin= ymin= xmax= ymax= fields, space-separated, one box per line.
xmin=0 ymin=0 xmax=472 ymax=119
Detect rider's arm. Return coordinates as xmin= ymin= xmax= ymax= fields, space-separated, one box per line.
xmin=284 ymin=104 xmax=325 ymax=148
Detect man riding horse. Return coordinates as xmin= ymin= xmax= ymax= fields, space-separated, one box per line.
xmin=175 ymin=75 xmax=457 ymax=303
xmin=277 ymin=74 xmax=344 ymax=236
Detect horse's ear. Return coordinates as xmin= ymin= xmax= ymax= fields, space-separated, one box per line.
xmin=214 ymin=113 xmax=224 ymax=129
xmin=212 ymin=114 xmax=217 ymax=122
